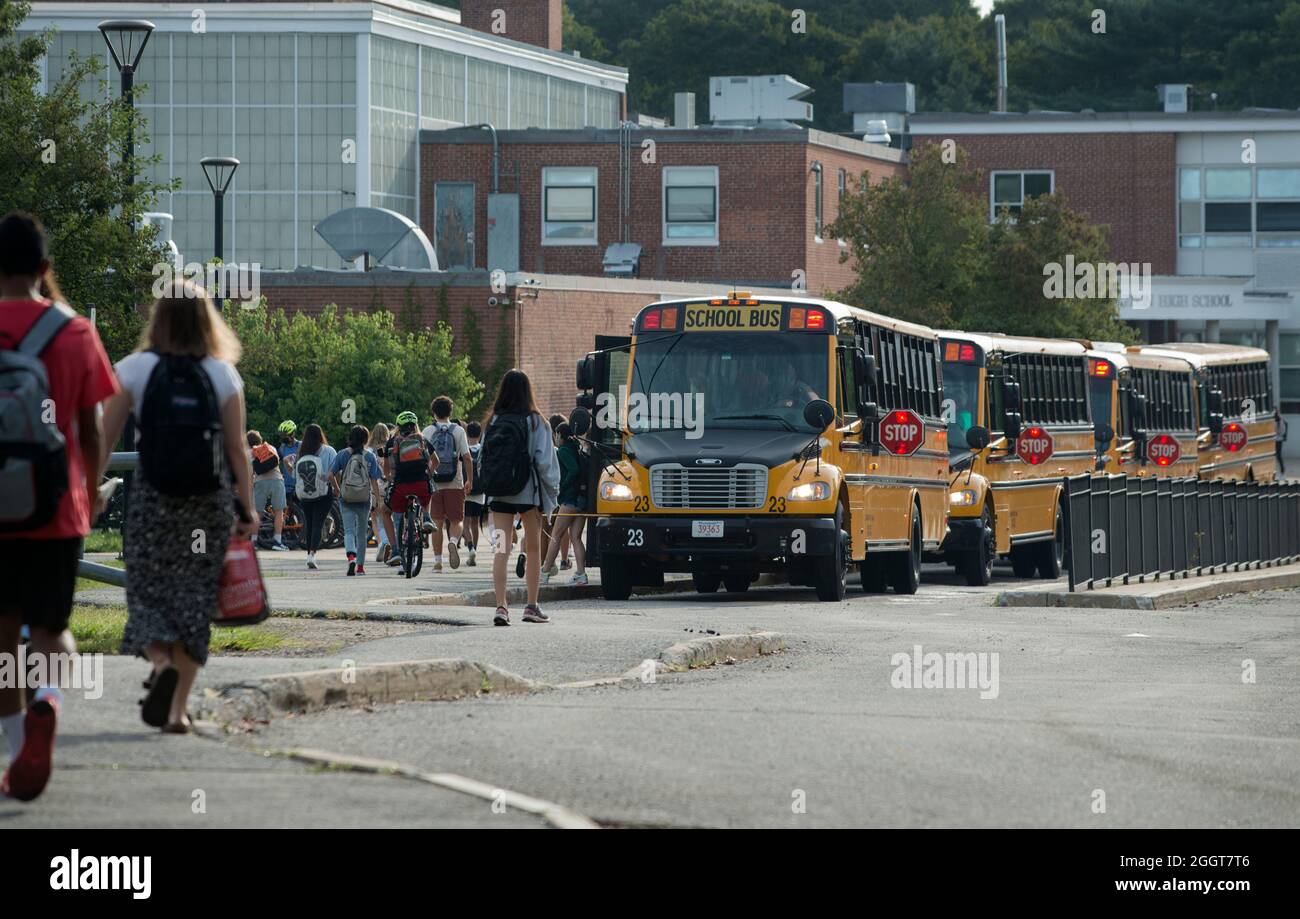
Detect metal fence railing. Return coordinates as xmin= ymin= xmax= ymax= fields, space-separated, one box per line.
xmin=1064 ymin=474 xmax=1300 ymax=591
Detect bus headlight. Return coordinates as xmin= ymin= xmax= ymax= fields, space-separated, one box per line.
xmin=789 ymin=481 xmax=831 ymax=501
xmin=950 ymin=489 xmax=978 ymax=507
xmin=600 ymin=481 xmax=635 ymax=501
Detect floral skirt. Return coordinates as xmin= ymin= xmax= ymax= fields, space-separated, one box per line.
xmin=122 ymin=472 xmax=234 ymax=665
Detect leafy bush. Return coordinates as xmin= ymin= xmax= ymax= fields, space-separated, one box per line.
xmin=224 ymin=302 xmax=484 ymax=445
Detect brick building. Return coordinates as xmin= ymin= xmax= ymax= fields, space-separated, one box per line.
xmin=909 ymin=109 xmax=1300 ymax=456
xmin=418 ymin=125 xmax=905 ymax=292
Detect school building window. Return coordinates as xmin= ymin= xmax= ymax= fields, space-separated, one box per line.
xmin=990 ymin=170 xmax=1053 ymax=221
xmin=663 ymin=166 xmax=719 ymax=245
xmin=541 ymin=167 xmax=598 ymax=244
xmin=812 ymin=161 xmax=823 ymax=239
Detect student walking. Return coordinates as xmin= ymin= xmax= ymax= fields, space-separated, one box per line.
xmin=369 ymin=422 xmax=398 ymax=563
xmin=331 ymin=424 xmax=384 ymax=576
xmin=541 ymin=422 xmax=589 ymax=586
xmin=423 ymin=396 xmax=473 ymax=571
xmin=247 ymin=430 xmax=289 ymax=550
xmin=478 ymin=370 xmax=559 ymax=626
xmin=463 ymin=420 xmax=485 ymax=566
xmin=294 ymin=423 xmax=336 ymax=569
xmin=0 ymin=211 xmax=119 ymax=800
xmin=102 ymin=279 xmax=258 ymax=735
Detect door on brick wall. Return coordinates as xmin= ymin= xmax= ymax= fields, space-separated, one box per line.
xmin=434 ymin=182 xmax=475 ymax=270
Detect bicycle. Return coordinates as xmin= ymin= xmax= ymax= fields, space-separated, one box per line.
xmin=400 ymin=493 xmax=424 ymax=578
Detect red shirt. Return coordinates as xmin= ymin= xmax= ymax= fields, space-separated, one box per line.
xmin=0 ymin=299 xmax=120 ymax=539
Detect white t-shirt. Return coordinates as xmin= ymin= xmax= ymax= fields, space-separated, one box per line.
xmin=114 ymin=351 xmax=243 ymax=412
xmin=422 ymin=421 xmax=470 ymax=490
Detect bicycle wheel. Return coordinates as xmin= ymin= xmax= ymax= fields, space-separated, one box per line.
xmin=403 ymin=499 xmax=423 ymax=578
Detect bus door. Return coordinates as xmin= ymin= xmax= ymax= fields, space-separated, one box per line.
xmin=575 ymin=334 xmax=631 ymax=565
xmin=835 ymin=319 xmax=873 ymax=560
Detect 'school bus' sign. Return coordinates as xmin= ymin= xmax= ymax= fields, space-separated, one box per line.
xmin=683 ymin=304 xmax=783 ymax=332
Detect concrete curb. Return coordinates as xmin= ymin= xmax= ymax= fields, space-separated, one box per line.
xmin=561 ymin=630 xmax=788 ymax=688
xmin=994 ymin=566 xmax=1300 ymax=610
xmin=195 ymin=658 xmax=545 ymax=725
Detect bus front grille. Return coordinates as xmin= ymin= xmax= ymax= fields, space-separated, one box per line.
xmin=649 ymin=464 xmax=767 ymax=509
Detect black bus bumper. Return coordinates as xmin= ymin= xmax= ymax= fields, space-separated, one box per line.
xmin=594 ymin=515 xmax=839 ymax=568
xmin=940 ymin=516 xmax=984 ymax=554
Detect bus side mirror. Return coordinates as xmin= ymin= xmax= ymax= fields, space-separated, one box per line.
xmin=1004 ymin=411 xmax=1022 ymax=442
xmin=1094 ymin=422 xmax=1114 ymax=452
xmin=1207 ymin=388 xmax=1225 ymax=417
xmin=804 ymin=399 xmax=836 ymax=431
xmin=966 ymin=425 xmax=991 ymax=452
xmin=854 ymin=351 xmax=877 ymax=414
xmin=575 ymin=355 xmax=594 ymax=391
xmin=1209 ymin=412 xmax=1225 ymax=436
xmin=1003 ymin=379 xmax=1022 ymax=412
xmin=569 ymin=406 xmax=592 ymax=437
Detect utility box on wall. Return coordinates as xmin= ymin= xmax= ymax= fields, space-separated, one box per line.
xmin=487 ymin=194 xmax=520 ymax=274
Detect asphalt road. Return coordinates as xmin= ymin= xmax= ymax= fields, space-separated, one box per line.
xmin=12 ymin=564 xmax=1300 ymax=827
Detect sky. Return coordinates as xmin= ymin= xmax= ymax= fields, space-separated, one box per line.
xmin=973 ymin=0 xmax=996 ymax=13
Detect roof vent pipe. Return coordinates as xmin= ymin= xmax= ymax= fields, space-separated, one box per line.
xmin=465 ymin=123 xmax=500 ymax=193
xmin=995 ymin=15 xmax=1008 ymax=113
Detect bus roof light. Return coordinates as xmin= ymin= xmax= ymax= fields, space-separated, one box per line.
xmin=959 ymin=344 xmax=976 ymax=362
xmin=661 ymin=307 xmax=678 ymax=329
xmin=789 ymin=308 xmax=806 ymax=329
xmin=1091 ymin=359 xmax=1112 ymax=377
xmin=805 ymin=310 xmax=826 ymax=330
xmin=642 ymin=309 xmax=661 ymax=330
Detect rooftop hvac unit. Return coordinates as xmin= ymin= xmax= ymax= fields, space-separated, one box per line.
xmin=709 ymin=75 xmax=813 ymax=126
xmin=1156 ymin=83 xmax=1190 ymax=113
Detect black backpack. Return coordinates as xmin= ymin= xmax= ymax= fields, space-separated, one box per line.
xmin=477 ymin=413 xmax=533 ymax=497
xmin=138 ymin=353 xmax=224 ymax=496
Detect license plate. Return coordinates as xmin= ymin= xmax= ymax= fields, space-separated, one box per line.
xmin=691 ymin=520 xmax=724 ymax=538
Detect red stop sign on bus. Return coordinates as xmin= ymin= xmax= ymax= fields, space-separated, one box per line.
xmin=1016 ymin=426 xmax=1054 ymax=465
xmin=880 ymin=409 xmax=924 ymax=456
xmin=1220 ymin=422 xmax=1247 ymax=452
xmin=1146 ymin=433 xmax=1181 ymax=466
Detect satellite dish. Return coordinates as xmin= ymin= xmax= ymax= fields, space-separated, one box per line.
xmin=314 ymin=206 xmax=438 ymax=270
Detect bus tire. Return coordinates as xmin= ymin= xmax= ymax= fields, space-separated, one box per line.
xmin=888 ymin=506 xmax=922 ymax=595
xmin=601 ymin=559 xmax=634 ymax=601
xmin=692 ymin=572 xmax=721 ymax=594
xmin=1035 ymin=502 xmax=1065 ymax=580
xmin=1010 ymin=547 xmax=1037 ymax=578
xmin=723 ymin=574 xmax=751 ymax=594
xmin=960 ymin=505 xmax=995 ymax=587
xmin=859 ymin=556 xmax=888 ymax=593
xmin=813 ymin=511 xmax=849 ymax=602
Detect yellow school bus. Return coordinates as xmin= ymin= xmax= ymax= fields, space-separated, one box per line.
xmin=1084 ymin=344 xmax=1200 ymax=477
xmin=1133 ymin=343 xmax=1280 ymax=482
xmin=937 ymin=334 xmax=1099 ymax=584
xmin=576 ymin=293 xmax=949 ymax=602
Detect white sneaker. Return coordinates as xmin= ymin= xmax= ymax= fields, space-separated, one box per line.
xmin=571 ymin=572 xmax=589 ymax=586
xmin=307 ymin=553 xmax=318 ymax=570
xmin=433 ymin=560 xmax=443 ymax=572
xmin=467 ymin=549 xmax=477 ymax=567
xmin=448 ymin=543 xmax=460 ymax=570
xmin=271 ymin=541 xmax=289 ymax=552
xmin=540 ymin=570 xmax=551 ymax=585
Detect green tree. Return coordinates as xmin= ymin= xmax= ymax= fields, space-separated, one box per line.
xmin=562 ymin=2 xmax=609 ymax=60
xmin=827 ymin=143 xmax=1136 ymax=343
xmin=825 ymin=143 xmax=987 ymax=329
xmin=225 ymin=303 xmax=484 ymax=445
xmin=0 ymin=0 xmax=172 ymax=360
xmin=970 ymin=195 xmax=1137 ymax=343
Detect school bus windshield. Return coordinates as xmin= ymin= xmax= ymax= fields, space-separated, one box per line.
xmin=943 ymin=359 xmax=981 ymax=451
xmin=628 ymin=332 xmax=828 ymax=434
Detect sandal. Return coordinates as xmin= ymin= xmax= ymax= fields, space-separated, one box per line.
xmin=139 ymin=666 xmax=178 ymax=728
xmin=493 ymin=606 xmax=510 ymax=627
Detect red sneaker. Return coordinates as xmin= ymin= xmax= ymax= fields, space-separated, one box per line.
xmin=1 ymin=698 xmax=58 ymax=802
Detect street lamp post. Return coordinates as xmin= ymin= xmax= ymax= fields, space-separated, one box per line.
xmin=200 ymin=157 xmax=240 ymax=263
xmin=97 ymin=19 xmax=155 ymax=182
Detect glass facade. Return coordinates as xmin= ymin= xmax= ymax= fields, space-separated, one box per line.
xmin=36 ymin=20 xmax=624 ymax=270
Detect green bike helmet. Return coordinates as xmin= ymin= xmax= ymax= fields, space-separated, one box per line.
xmin=395 ymin=410 xmax=419 ymax=427
xmin=277 ymin=420 xmax=297 ymax=436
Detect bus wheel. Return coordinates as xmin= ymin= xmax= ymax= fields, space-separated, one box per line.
xmin=961 ymin=506 xmax=995 ymax=587
xmin=888 ymin=506 xmax=922 ymax=595
xmin=813 ymin=513 xmax=849 ymax=602
xmin=859 ymin=557 xmax=888 ymax=593
xmin=723 ymin=574 xmax=752 ymax=594
xmin=601 ymin=559 xmax=633 ymax=601
xmin=1035 ymin=503 xmax=1065 ymax=579
xmin=692 ymin=572 xmax=721 ymax=594
xmin=1010 ymin=547 xmax=1037 ymax=578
